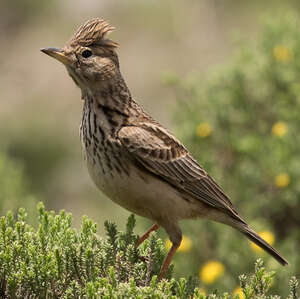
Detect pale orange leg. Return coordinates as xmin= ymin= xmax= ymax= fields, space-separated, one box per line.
xmin=136 ymin=224 xmax=159 ymax=247
xmin=158 ymin=242 xmax=180 ymax=280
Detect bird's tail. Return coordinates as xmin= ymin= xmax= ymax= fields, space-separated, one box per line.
xmin=239 ymin=224 xmax=288 ymax=266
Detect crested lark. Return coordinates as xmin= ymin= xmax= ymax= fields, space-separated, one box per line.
xmin=41 ymin=18 xmax=288 ymax=279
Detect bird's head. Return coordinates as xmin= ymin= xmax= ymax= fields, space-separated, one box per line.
xmin=41 ymin=18 xmax=120 ymax=91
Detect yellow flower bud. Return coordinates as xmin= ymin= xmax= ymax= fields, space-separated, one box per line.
xmin=197 ymin=123 xmax=212 ymax=138
xmin=233 ymin=287 xmax=245 ymax=299
xmin=200 ymin=260 xmax=225 ymax=284
xmin=272 ymin=122 xmax=287 ymax=137
xmin=275 ymin=173 xmax=290 ymax=188
xmin=273 ymin=45 xmax=292 ymax=62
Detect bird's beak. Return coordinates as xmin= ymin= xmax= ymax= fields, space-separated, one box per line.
xmin=40 ymin=47 xmax=72 ymax=65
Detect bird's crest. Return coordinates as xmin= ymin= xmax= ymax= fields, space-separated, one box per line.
xmin=70 ymin=18 xmax=119 ymax=49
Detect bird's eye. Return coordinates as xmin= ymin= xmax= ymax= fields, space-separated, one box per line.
xmin=81 ymin=49 xmax=92 ymax=58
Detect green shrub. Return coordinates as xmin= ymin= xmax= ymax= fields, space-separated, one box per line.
xmin=161 ymin=14 xmax=299 ymax=294
xmin=0 ymin=204 xmax=298 ymax=298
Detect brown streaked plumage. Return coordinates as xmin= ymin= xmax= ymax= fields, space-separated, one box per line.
xmin=41 ymin=18 xmax=288 ymax=279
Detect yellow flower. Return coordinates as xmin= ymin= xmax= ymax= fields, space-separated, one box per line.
xmin=273 ymin=45 xmax=292 ymax=62
xmin=197 ymin=123 xmax=212 ymax=138
xmin=272 ymin=121 xmax=287 ymax=137
xmin=200 ymin=260 xmax=225 ymax=284
xmin=165 ymin=235 xmax=192 ymax=252
xmin=275 ymin=173 xmax=290 ymax=188
xmin=250 ymin=231 xmax=275 ymax=252
xmin=233 ymin=287 xmax=245 ymax=299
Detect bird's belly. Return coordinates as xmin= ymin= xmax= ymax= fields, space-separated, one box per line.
xmin=85 ymin=154 xmax=199 ymax=223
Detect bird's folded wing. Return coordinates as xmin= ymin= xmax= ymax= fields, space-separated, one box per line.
xmin=118 ymin=124 xmax=238 ymax=215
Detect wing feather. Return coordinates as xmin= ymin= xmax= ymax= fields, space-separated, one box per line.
xmin=118 ymin=125 xmax=241 ymax=219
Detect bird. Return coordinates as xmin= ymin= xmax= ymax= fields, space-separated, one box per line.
xmin=41 ymin=18 xmax=288 ymax=279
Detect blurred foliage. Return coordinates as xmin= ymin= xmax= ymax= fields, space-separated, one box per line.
xmin=0 ymin=205 xmax=298 ymax=298
xmin=0 ymin=123 xmax=74 ymax=202
xmin=161 ymin=14 xmax=300 ymax=294
xmin=0 ymin=152 xmax=37 ymax=221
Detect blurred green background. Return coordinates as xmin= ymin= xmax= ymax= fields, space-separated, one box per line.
xmin=1 ymin=0 xmax=300 ymax=296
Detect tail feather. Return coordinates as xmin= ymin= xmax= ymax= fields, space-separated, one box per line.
xmin=241 ymin=226 xmax=288 ymax=266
